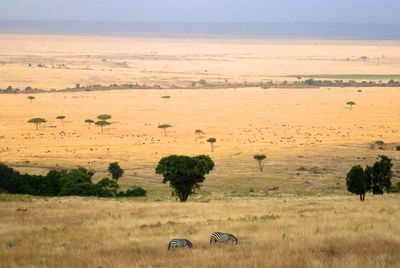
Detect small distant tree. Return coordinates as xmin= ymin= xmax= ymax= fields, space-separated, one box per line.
xmin=346 ymin=155 xmax=393 ymax=201
xmin=108 ymin=162 xmax=124 ymax=182
xmin=27 ymin=118 xmax=47 ymax=130
xmin=158 ymin=124 xmax=172 ymax=136
xmin=27 ymin=96 xmax=36 ymax=104
xmin=195 ymin=129 xmax=204 ymax=136
xmin=155 ymin=155 xmax=214 ymax=202
xmin=347 ymin=101 xmax=356 ymax=109
xmin=162 ymin=96 xmax=171 ymax=99
xmin=253 ymin=154 xmax=267 ymax=172
xmin=56 ymin=115 xmax=66 ymax=124
xmin=207 ymin=138 xmax=217 ymax=152
xmin=85 ymin=119 xmax=94 ymax=129
xmin=357 ymin=89 xmax=363 ymax=95
xmin=95 ymin=120 xmax=111 ymax=132
xmin=97 ymin=114 xmax=112 ymax=121
xmin=199 ymin=79 xmax=207 ymax=86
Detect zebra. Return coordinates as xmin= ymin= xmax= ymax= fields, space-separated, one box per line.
xmin=168 ymin=239 xmax=193 ymax=250
xmin=210 ymin=232 xmax=238 ymax=244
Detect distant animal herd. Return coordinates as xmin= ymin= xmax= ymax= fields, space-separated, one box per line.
xmin=168 ymin=232 xmax=238 ymax=250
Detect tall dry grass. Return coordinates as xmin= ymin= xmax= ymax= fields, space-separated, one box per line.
xmin=1 ymin=195 xmax=399 ymax=267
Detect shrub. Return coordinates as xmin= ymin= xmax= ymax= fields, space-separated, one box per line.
xmin=95 ymin=178 xmax=119 ymax=197
xmin=117 ymin=187 xmax=147 ymax=197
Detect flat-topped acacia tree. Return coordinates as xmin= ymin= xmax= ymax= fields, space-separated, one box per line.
xmin=56 ymin=115 xmax=66 ymax=124
xmin=27 ymin=96 xmax=36 ymax=104
xmin=27 ymin=118 xmax=47 ymax=130
xmin=95 ymin=120 xmax=111 ymax=133
xmin=97 ymin=114 xmax=112 ymax=121
xmin=158 ymin=124 xmax=172 ymax=136
xmin=85 ymin=119 xmax=94 ymax=129
xmin=207 ymin=138 xmax=217 ymax=152
xmin=347 ymin=101 xmax=356 ymax=110
xmin=253 ymin=154 xmax=267 ymax=172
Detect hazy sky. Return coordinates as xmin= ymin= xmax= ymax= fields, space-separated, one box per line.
xmin=0 ymin=0 xmax=399 ymax=23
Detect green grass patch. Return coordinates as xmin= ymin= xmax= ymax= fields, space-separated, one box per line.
xmin=288 ymin=74 xmax=400 ymax=81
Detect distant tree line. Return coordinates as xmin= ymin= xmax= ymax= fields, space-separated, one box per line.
xmin=2 ymin=79 xmax=399 ymax=94
xmin=0 ymin=162 xmax=146 ymax=198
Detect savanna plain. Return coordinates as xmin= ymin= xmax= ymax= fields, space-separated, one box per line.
xmin=0 ymin=34 xmax=400 ymax=267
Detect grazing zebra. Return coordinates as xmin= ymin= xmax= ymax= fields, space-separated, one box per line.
xmin=210 ymin=232 xmax=238 ymax=244
xmin=168 ymin=239 xmax=193 ymax=250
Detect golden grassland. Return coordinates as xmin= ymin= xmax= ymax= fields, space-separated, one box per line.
xmin=0 ymin=87 xmax=399 ymax=199
xmin=1 ymin=34 xmax=400 ymax=267
xmin=1 ymin=195 xmax=400 ymax=267
xmin=1 ymin=34 xmax=400 ymax=89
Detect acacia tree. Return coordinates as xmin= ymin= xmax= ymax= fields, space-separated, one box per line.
xmin=95 ymin=120 xmax=111 ymax=132
xmin=346 ymin=155 xmax=393 ymax=201
xmin=97 ymin=114 xmax=112 ymax=121
xmin=158 ymin=124 xmax=172 ymax=136
xmin=155 ymin=155 xmax=214 ymax=202
xmin=207 ymin=138 xmax=217 ymax=152
xmin=84 ymin=119 xmax=94 ymax=129
xmin=347 ymin=101 xmax=356 ymax=109
xmin=27 ymin=118 xmax=47 ymax=130
xmin=108 ymin=162 xmax=124 ymax=182
xmin=56 ymin=115 xmax=66 ymax=124
xmin=27 ymin=96 xmax=36 ymax=104
xmin=253 ymin=154 xmax=267 ymax=172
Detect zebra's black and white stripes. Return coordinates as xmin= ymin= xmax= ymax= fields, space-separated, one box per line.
xmin=210 ymin=232 xmax=238 ymax=244
xmin=168 ymin=239 xmax=193 ymax=250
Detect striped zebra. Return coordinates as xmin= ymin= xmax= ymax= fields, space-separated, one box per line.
xmin=168 ymin=239 xmax=193 ymax=250
xmin=210 ymin=232 xmax=238 ymax=244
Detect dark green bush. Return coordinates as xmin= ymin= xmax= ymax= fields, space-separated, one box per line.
xmin=95 ymin=178 xmax=119 ymax=197
xmin=117 ymin=187 xmax=147 ymax=197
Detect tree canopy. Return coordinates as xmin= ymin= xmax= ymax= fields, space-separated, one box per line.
xmin=253 ymin=154 xmax=267 ymax=172
xmin=346 ymin=155 xmax=393 ymax=201
xmin=97 ymin=114 xmax=112 ymax=121
xmin=155 ymin=155 xmax=214 ymax=202
xmin=27 ymin=118 xmax=47 ymax=130
xmin=108 ymin=162 xmax=124 ymax=182
xmin=95 ymin=120 xmax=111 ymax=132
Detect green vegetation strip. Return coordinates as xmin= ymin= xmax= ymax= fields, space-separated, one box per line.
xmin=288 ymin=74 xmax=400 ymax=80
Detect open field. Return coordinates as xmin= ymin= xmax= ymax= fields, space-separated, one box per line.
xmin=1 ymin=34 xmax=400 ymax=90
xmin=1 ymin=195 xmax=400 ymax=267
xmin=0 ymin=87 xmax=400 ymax=199
xmin=1 ymin=34 xmax=400 ymax=267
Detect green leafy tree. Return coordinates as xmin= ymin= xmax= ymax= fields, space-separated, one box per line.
xmin=158 ymin=124 xmax=172 ymax=136
xmin=85 ymin=119 xmax=94 ymax=129
xmin=27 ymin=96 xmax=36 ymax=104
xmin=108 ymin=162 xmax=124 ymax=182
xmin=27 ymin=118 xmax=47 ymax=130
xmin=59 ymin=168 xmax=95 ymax=196
xmin=95 ymin=178 xmax=119 ymax=197
xmin=253 ymin=154 xmax=267 ymax=172
xmin=95 ymin=120 xmax=111 ymax=132
xmin=365 ymin=155 xmax=393 ymax=195
xmin=156 ymin=155 xmax=214 ymax=202
xmin=207 ymin=138 xmax=217 ymax=152
xmin=346 ymin=155 xmax=393 ymax=201
xmin=56 ymin=115 xmax=66 ymax=124
xmin=347 ymin=101 xmax=356 ymax=109
xmin=346 ymin=165 xmax=370 ymax=201
xmin=97 ymin=114 xmax=112 ymax=121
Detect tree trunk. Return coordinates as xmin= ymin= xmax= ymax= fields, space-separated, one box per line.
xmin=258 ymin=161 xmax=263 ymax=172
xmin=164 ymin=128 xmax=167 ymax=136
xmin=101 ymin=126 xmax=104 ymax=133
xmin=211 ymin=143 xmax=214 ymax=152
xmin=35 ymin=123 xmax=39 ymax=130
xmin=359 ymin=193 xmax=365 ymax=201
